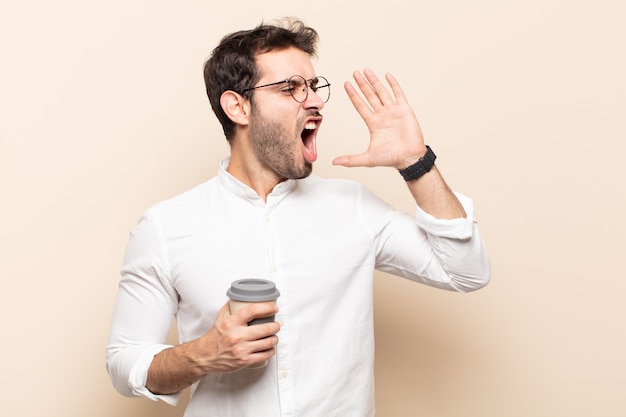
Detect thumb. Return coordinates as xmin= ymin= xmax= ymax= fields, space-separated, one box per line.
xmin=332 ymin=153 xmax=373 ymax=167
xmin=218 ymin=301 xmax=232 ymax=318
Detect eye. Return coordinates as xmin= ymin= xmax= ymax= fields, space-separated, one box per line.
xmin=275 ymin=80 xmax=293 ymax=94
xmin=290 ymin=79 xmax=306 ymax=91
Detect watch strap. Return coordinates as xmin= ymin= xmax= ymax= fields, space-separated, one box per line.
xmin=398 ymin=146 xmax=436 ymax=181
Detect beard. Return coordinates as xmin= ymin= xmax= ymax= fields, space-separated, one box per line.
xmin=248 ymin=107 xmax=313 ymax=180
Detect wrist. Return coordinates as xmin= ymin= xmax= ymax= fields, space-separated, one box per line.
xmin=398 ymin=145 xmax=436 ymax=181
xmin=396 ymin=146 xmax=429 ymax=170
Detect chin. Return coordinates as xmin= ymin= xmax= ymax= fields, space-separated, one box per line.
xmin=283 ymin=162 xmax=313 ymax=180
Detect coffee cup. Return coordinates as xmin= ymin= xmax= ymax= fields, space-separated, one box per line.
xmin=227 ymin=278 xmax=280 ymax=368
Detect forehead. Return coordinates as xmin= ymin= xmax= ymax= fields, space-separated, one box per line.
xmin=255 ymin=47 xmax=316 ymax=82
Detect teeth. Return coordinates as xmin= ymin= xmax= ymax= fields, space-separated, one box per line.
xmin=304 ymin=121 xmax=316 ymax=130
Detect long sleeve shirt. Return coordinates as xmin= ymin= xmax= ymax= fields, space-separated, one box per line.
xmin=106 ymin=158 xmax=490 ymax=417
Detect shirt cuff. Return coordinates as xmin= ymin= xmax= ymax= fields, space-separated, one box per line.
xmin=128 ymin=344 xmax=182 ymax=406
xmin=414 ymin=192 xmax=476 ymax=240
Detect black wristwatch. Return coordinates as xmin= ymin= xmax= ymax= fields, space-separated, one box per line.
xmin=398 ymin=146 xmax=436 ymax=182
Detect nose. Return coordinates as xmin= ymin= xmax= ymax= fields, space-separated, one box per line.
xmin=303 ymin=86 xmax=325 ymax=111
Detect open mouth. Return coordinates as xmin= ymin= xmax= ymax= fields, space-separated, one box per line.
xmin=301 ymin=119 xmax=319 ymax=163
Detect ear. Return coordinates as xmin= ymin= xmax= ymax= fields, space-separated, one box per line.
xmin=220 ymin=90 xmax=251 ymax=127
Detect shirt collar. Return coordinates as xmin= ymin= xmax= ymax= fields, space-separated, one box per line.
xmin=217 ymin=157 xmax=297 ymax=203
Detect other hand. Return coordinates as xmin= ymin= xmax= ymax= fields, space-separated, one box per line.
xmin=201 ymin=301 xmax=280 ymax=372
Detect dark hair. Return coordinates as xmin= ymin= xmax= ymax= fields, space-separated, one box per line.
xmin=203 ymin=18 xmax=319 ymax=140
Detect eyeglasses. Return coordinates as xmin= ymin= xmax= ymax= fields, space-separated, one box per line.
xmin=243 ymin=75 xmax=331 ymax=103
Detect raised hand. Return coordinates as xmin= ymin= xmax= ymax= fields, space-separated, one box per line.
xmin=332 ymin=68 xmax=428 ymax=170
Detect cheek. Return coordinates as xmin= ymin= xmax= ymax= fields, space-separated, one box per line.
xmin=252 ymin=105 xmax=301 ymax=140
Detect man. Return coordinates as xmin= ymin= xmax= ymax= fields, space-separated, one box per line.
xmin=106 ymin=18 xmax=490 ymax=417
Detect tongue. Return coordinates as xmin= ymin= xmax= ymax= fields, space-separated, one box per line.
xmin=302 ymin=133 xmax=317 ymax=163
xmin=303 ymin=139 xmax=317 ymax=163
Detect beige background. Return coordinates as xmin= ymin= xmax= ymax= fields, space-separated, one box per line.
xmin=2 ymin=0 xmax=625 ymax=416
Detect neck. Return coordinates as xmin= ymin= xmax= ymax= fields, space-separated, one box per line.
xmin=226 ymin=151 xmax=285 ymax=202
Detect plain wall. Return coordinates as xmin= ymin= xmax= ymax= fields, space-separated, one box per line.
xmin=2 ymin=0 xmax=625 ymax=416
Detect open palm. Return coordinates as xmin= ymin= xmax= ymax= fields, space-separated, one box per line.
xmin=333 ymin=69 xmax=426 ymax=170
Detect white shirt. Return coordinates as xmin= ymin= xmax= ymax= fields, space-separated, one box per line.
xmin=106 ymin=159 xmax=490 ymax=417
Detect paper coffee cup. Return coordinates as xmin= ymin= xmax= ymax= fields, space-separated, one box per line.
xmin=227 ymin=279 xmax=280 ymax=368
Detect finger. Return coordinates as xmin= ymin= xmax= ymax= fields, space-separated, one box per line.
xmin=247 ymin=341 xmax=278 ymax=366
xmin=344 ymin=80 xmax=374 ymax=119
xmin=232 ymin=302 xmax=278 ymax=325
xmin=351 ymin=70 xmax=385 ymax=110
xmin=384 ymin=72 xmax=408 ymax=104
xmin=362 ymin=68 xmax=396 ymax=106
xmin=353 ymin=70 xmax=380 ymax=108
xmin=247 ymin=320 xmax=281 ymax=341
xmin=250 ymin=334 xmax=279 ymax=354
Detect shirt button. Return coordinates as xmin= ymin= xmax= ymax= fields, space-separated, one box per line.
xmin=281 ymin=371 xmax=289 ymax=378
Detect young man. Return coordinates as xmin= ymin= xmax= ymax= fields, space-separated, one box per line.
xmin=106 ymin=18 xmax=490 ymax=417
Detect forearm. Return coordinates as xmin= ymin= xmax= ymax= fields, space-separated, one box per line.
xmin=406 ymin=165 xmax=466 ymax=220
xmin=146 ymin=337 xmax=211 ymax=395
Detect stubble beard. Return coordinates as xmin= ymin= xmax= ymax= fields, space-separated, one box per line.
xmin=249 ymin=108 xmax=313 ymax=180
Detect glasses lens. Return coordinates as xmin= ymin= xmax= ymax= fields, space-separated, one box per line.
xmin=288 ymin=76 xmax=308 ymax=103
xmin=310 ymin=76 xmax=331 ymax=103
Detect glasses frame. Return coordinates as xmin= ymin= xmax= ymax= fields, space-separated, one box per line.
xmin=242 ymin=75 xmax=331 ymax=103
